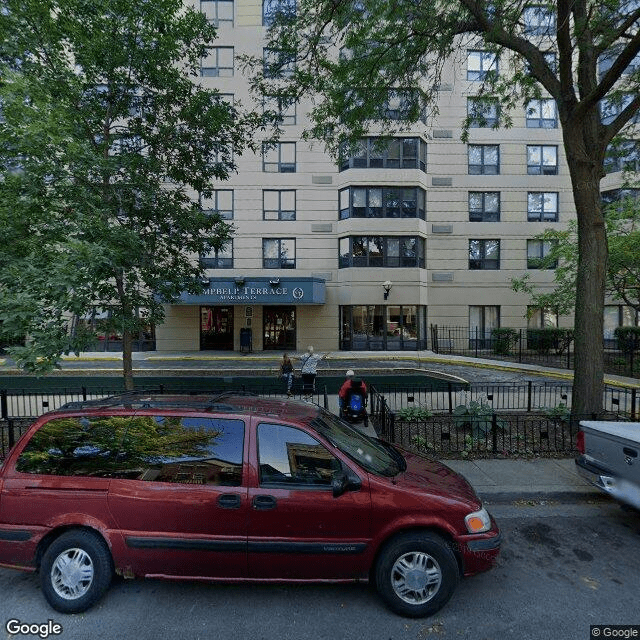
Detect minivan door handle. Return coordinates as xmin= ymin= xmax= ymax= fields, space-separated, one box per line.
xmin=252 ymin=495 xmax=277 ymax=511
xmin=623 ymin=447 xmax=638 ymax=458
xmin=217 ymin=494 xmax=242 ymax=509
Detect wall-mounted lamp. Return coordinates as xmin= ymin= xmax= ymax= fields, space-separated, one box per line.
xmin=269 ymin=277 xmax=281 ymax=287
xmin=382 ymin=280 xmax=393 ymax=300
xmin=234 ymin=276 xmax=246 ymax=288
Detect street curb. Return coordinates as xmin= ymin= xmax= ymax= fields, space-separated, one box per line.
xmin=479 ymin=490 xmax=608 ymax=505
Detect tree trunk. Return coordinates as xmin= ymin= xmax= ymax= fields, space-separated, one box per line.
xmin=563 ymin=128 xmax=607 ymax=419
xmin=122 ymin=326 xmax=134 ymax=391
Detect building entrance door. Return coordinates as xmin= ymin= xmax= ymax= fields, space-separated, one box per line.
xmin=263 ymin=306 xmax=296 ymax=350
xmin=200 ymin=306 xmax=234 ymax=350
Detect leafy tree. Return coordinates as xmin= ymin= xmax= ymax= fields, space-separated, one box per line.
xmin=253 ymin=0 xmax=640 ymax=417
xmin=0 ymin=0 xmax=271 ymax=388
xmin=512 ymin=190 xmax=640 ymax=316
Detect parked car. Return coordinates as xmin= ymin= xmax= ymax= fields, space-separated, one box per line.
xmin=0 ymin=393 xmax=501 ymax=617
xmin=576 ymin=420 xmax=640 ymax=510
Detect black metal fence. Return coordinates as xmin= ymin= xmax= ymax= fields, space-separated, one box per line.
xmin=369 ymin=382 xmax=640 ymax=457
xmin=430 ymin=325 xmax=640 ymax=379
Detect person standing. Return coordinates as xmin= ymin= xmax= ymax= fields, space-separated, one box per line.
xmin=298 ymin=346 xmax=325 ymax=397
xmin=279 ymin=353 xmax=294 ymax=396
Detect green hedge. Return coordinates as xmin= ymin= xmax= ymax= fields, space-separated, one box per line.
xmin=614 ymin=326 xmax=640 ymax=354
xmin=526 ymin=328 xmax=574 ymax=355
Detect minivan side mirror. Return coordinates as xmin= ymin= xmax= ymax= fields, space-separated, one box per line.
xmin=332 ymin=470 xmax=362 ymax=498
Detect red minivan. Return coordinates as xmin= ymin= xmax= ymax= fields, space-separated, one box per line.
xmin=0 ymin=393 xmax=501 ymax=617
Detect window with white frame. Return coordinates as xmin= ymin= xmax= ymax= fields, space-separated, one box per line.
xmin=467 ymin=50 xmax=498 ymax=80
xmin=200 ymin=0 xmax=234 ymax=27
xmin=201 ymin=47 xmax=234 ymax=77
xmin=527 ymin=145 xmax=558 ymax=175
xmin=263 ymin=238 xmax=296 ymax=268
xmin=469 ymin=306 xmax=500 ymax=347
xmin=469 ymin=192 xmax=500 ymax=222
xmin=262 ymin=142 xmax=296 ymax=172
xmin=201 ymin=190 xmax=233 ymax=220
xmin=467 ymin=97 xmax=500 ymax=127
xmin=263 ymin=190 xmax=296 ymax=220
xmin=468 ymin=144 xmax=500 ymax=174
xmin=527 ymin=307 xmax=559 ymax=328
xmin=528 ymin=192 xmax=558 ymax=221
xmin=526 ymin=98 xmax=557 ymax=127
xmin=527 ymin=239 xmax=557 ymax=269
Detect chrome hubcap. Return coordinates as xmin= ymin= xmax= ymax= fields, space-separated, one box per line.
xmin=51 ymin=548 xmax=94 ymax=600
xmin=391 ymin=551 xmax=442 ymax=605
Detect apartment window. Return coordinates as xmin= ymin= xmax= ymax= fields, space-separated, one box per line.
xmin=262 ymin=142 xmax=296 ymax=172
xmin=263 ymin=0 xmax=296 ymax=25
xmin=468 ymin=144 xmax=500 ymax=174
xmin=604 ymin=305 xmax=639 ymax=345
xmin=600 ymin=93 xmax=639 ymax=125
xmin=263 ymin=238 xmax=295 ymax=268
xmin=201 ymin=190 xmax=233 ymax=220
xmin=263 ymin=47 xmax=296 ymax=78
xmin=339 ymin=236 xmax=425 ymax=268
xmin=602 ymin=188 xmax=640 ymax=213
xmin=604 ymin=140 xmax=640 ymax=174
xmin=263 ymin=190 xmax=296 ymax=220
xmin=527 ymin=145 xmax=558 ymax=175
xmin=528 ymin=307 xmax=559 ymax=328
xmin=263 ymin=95 xmax=296 ymax=125
xmin=527 ymin=239 xmax=557 ymax=269
xmin=383 ymin=90 xmax=424 ymax=121
xmin=467 ymin=50 xmax=498 ymax=80
xmin=599 ymin=45 xmax=640 ymax=81
xmin=200 ymin=0 xmax=234 ymax=27
xmin=467 ymin=97 xmax=499 ymax=127
xmin=523 ymin=5 xmax=556 ymax=36
xmin=339 ymin=137 xmax=426 ymax=172
xmin=201 ymin=47 xmax=234 ymax=77
xmin=469 ymin=239 xmax=500 ymax=270
xmin=339 ymin=187 xmax=426 ymax=220
xmin=469 ymin=192 xmax=500 ymax=222
xmin=528 ymin=192 xmax=558 ymax=221
xmin=526 ymin=99 xmax=557 ymax=128
xmin=201 ymin=240 xmax=233 ymax=269
xmin=469 ymin=306 xmax=500 ymax=348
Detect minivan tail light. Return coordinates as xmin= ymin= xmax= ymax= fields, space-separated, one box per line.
xmin=576 ymin=430 xmax=585 ymax=454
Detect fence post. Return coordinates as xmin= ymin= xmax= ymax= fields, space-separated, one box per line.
xmin=475 ymin=327 xmax=479 ymax=358
xmin=389 ymin=412 xmax=396 ymax=443
xmin=0 ymin=390 xmax=7 ymax=421
xmin=447 ymin=383 xmax=453 ymax=414
xmin=632 ymin=388 xmax=637 ymax=422
xmin=527 ymin=381 xmax=532 ymax=413
xmin=82 ymin=386 xmax=87 ymax=402
xmin=519 ymin=329 xmax=523 ymax=363
xmin=491 ymin=413 xmax=498 ymax=453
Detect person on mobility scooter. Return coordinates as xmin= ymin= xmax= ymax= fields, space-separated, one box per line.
xmin=338 ymin=370 xmax=368 ymax=427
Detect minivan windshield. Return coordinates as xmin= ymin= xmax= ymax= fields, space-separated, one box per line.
xmin=310 ymin=410 xmax=405 ymax=477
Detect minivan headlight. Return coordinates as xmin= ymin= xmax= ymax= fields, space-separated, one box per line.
xmin=465 ymin=507 xmax=491 ymax=534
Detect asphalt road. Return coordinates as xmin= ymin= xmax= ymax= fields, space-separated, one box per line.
xmin=1 ymin=501 xmax=639 ymax=640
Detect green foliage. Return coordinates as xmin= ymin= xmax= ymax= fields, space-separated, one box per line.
xmin=491 ymin=328 xmax=519 ymax=355
xmin=397 ymin=406 xmax=433 ymax=421
xmin=526 ymin=328 xmax=574 ymax=355
xmin=541 ymin=403 xmax=571 ymax=424
xmin=0 ymin=0 xmax=274 ymax=383
xmin=453 ymin=399 xmax=507 ymax=438
xmin=614 ymin=326 xmax=640 ymax=353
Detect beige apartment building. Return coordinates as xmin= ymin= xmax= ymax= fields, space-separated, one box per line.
xmin=154 ymin=0 xmax=638 ymax=353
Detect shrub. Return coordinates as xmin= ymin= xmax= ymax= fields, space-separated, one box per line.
xmin=614 ymin=327 xmax=640 ymax=354
xmin=491 ymin=328 xmax=519 ymax=355
xmin=453 ymin=399 xmax=507 ymax=438
xmin=397 ymin=406 xmax=433 ymax=421
xmin=527 ymin=328 xmax=574 ymax=354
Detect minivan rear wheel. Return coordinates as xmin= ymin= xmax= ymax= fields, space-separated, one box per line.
xmin=40 ymin=530 xmax=113 ymax=613
xmin=374 ymin=532 xmax=459 ymax=617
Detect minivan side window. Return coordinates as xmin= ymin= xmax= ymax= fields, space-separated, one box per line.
xmin=16 ymin=415 xmax=245 ymax=486
xmin=16 ymin=416 xmax=129 ymax=477
xmin=257 ymin=423 xmax=341 ymax=487
xmin=117 ymin=416 xmax=244 ymax=486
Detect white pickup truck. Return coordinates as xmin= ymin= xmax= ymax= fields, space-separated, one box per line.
xmin=576 ymin=421 xmax=640 ymax=510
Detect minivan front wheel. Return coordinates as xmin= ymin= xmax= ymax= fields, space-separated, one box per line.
xmin=375 ymin=532 xmax=459 ymax=617
xmin=40 ymin=530 xmax=113 ymax=614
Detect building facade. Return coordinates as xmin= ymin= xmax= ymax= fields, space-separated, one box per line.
xmin=154 ymin=0 xmax=638 ymax=353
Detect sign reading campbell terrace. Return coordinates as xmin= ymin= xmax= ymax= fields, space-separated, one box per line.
xmin=177 ymin=277 xmax=326 ymax=305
